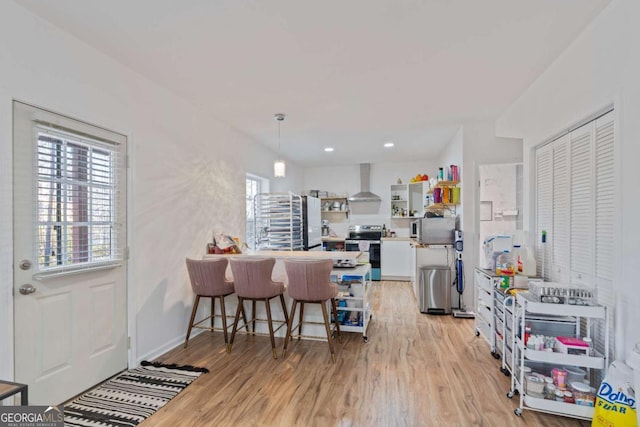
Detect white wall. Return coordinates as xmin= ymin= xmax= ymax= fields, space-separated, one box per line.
xmin=0 ymin=1 xmax=302 ymax=379
xmin=495 ymin=0 xmax=639 ymax=359
xmin=457 ymin=123 xmax=523 ymax=311
xmin=304 ymin=161 xmax=439 ymax=237
xmin=479 ymin=164 xmax=520 ymax=238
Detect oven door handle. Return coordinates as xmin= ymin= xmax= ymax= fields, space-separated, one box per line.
xmin=345 ymin=240 xmax=381 ymax=245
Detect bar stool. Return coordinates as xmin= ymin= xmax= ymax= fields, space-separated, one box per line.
xmin=228 ymin=257 xmax=289 ymax=359
xmin=184 ymin=257 xmax=247 ymax=350
xmin=282 ymin=258 xmax=342 ymax=363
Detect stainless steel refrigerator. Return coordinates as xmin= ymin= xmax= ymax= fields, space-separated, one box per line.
xmin=302 ymin=196 xmax=322 ymax=250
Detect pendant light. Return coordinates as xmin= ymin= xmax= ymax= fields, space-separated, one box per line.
xmin=273 ymin=113 xmax=286 ymax=178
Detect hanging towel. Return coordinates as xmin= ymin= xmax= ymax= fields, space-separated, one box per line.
xmin=358 ymin=241 xmax=370 ymax=251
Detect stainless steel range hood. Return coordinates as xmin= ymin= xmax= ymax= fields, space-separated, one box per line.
xmin=348 ymin=163 xmax=381 ymax=202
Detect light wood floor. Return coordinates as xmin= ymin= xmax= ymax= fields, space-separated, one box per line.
xmin=149 ymin=281 xmax=589 ymax=427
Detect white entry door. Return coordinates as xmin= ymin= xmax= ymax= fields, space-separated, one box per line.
xmin=12 ymin=101 xmax=128 ymax=405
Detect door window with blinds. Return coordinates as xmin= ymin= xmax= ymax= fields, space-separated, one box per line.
xmin=31 ymin=115 xmax=126 ymax=274
xmin=534 ymin=109 xmax=615 ymax=357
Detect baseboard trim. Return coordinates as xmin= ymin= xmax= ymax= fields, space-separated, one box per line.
xmin=381 ymin=275 xmax=411 ymax=281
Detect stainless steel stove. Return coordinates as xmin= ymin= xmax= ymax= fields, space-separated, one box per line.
xmin=345 ymin=225 xmax=382 ymax=280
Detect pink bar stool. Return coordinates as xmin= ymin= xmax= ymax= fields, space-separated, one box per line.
xmin=228 ymin=257 xmax=289 ymax=359
xmin=282 ymin=258 xmax=342 ymax=363
xmin=184 ymin=257 xmax=247 ymax=351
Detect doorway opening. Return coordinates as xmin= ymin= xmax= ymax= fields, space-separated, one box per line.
xmin=478 ymin=163 xmax=524 ymax=267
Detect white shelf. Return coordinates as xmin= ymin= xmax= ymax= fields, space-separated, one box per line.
xmin=523 ymin=395 xmax=594 ymax=420
xmin=391 ymin=181 xmax=431 ymax=218
xmin=516 ymin=293 xmax=606 ymax=319
xmin=331 ymin=264 xmax=372 ymax=340
xmin=510 ymin=291 xmax=608 ymax=421
xmin=521 ymin=345 xmax=606 ymax=369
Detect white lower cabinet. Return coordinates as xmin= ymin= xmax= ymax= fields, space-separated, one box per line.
xmin=381 ymin=239 xmax=412 ymax=280
xmin=508 ymin=292 xmax=608 ymax=421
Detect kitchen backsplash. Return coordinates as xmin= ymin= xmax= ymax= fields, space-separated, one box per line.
xmin=327 ymin=215 xmax=411 ymax=238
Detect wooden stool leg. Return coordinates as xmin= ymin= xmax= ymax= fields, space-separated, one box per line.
xmin=264 ymin=298 xmax=277 ymax=359
xmin=252 ymin=300 xmax=257 ymax=332
xmin=330 ymin=298 xmax=342 ymax=343
xmin=298 ymin=302 xmax=305 ymax=339
xmin=320 ymin=301 xmax=336 ymax=363
xmin=211 ymin=297 xmax=216 ymax=329
xmin=282 ymin=299 xmax=298 ymax=357
xmin=240 ymin=301 xmax=249 ymax=333
xmin=184 ymin=295 xmax=200 ymax=348
xmin=279 ymin=293 xmax=289 ymax=326
xmin=228 ymin=297 xmax=244 ymax=353
xmin=219 ymin=295 xmax=229 ymax=349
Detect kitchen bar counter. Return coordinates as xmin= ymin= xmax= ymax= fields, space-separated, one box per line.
xmin=321 ymin=237 xmax=346 ymax=242
xmin=201 ymin=250 xmax=369 ymax=340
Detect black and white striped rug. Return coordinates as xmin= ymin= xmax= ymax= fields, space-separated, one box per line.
xmin=64 ymin=361 xmax=209 ymax=427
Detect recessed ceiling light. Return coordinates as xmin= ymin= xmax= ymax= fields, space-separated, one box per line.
xmin=384 ymin=142 xmax=394 ymax=148
xmin=324 ymin=147 xmax=334 ymax=152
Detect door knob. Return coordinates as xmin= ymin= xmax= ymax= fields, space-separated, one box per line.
xmin=19 ymin=284 xmax=36 ymax=295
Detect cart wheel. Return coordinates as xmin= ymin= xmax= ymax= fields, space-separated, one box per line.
xmin=514 ymin=389 xmax=520 ymax=396
xmin=500 ymin=367 xmax=511 ymax=377
xmin=475 ymin=330 xmax=480 ymax=337
xmin=514 ymin=408 xmax=522 ymax=416
xmin=491 ymin=351 xmax=500 ymax=360
xmin=506 ymin=391 xmax=514 ymax=399
xmin=363 ymin=336 xmax=368 ymax=343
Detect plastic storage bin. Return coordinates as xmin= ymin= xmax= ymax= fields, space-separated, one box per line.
xmin=528 ymin=282 xmax=597 ymax=305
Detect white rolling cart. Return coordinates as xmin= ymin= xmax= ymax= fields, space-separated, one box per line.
xmin=474 ymin=268 xmax=498 ymax=356
xmin=331 ymin=263 xmax=372 ymax=342
xmin=507 ymin=291 xmax=608 ymax=421
xmin=494 ymin=291 xmax=515 ymax=377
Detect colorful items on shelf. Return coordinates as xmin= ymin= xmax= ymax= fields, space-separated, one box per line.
xmin=410 ymin=173 xmax=429 ymax=183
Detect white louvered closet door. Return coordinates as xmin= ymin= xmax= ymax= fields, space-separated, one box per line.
xmin=535 ymin=144 xmax=553 ymax=279
xmin=534 ymin=109 xmax=616 ymax=362
xmin=594 ymin=111 xmax=615 ymax=289
xmin=552 ymin=135 xmax=570 ymax=282
xmin=570 ymin=123 xmax=594 ymax=286
xmin=594 ymin=111 xmax=615 ymax=362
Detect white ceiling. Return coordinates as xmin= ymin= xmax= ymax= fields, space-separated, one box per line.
xmin=15 ymin=0 xmax=611 ymax=167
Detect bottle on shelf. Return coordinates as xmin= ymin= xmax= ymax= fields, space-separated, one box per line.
xmin=382 ymin=224 xmax=387 ymax=237
xmin=496 ymin=250 xmax=515 ymax=289
xmin=496 ymin=250 xmax=515 ymax=275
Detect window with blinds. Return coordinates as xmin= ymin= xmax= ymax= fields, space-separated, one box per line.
xmin=35 ymin=126 xmax=123 ymax=272
xmin=534 ymin=109 xmax=615 ymax=362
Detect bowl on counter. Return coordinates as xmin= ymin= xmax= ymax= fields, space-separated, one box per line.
xmin=563 ymin=366 xmax=586 ymax=383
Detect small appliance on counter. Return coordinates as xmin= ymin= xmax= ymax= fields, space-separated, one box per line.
xmin=415 ymin=217 xmax=457 ymax=245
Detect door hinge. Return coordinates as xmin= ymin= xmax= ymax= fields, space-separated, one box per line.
xmin=128 ymin=336 xmax=131 ymax=349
